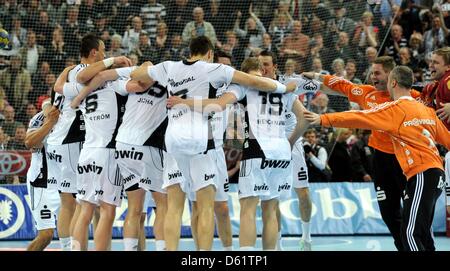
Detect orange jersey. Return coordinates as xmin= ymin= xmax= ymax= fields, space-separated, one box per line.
xmin=323 ymin=75 xmax=421 ymax=154
xmin=320 ymin=96 xmax=450 ymax=180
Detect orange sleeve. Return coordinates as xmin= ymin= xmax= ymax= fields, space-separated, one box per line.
xmin=320 ymin=101 xmax=398 ymax=133
xmin=323 ymin=75 xmax=370 ymax=106
xmin=435 ymin=117 xmax=450 ymax=150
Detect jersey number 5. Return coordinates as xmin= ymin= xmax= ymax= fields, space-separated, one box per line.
xmin=85 ymin=94 xmax=98 ymax=114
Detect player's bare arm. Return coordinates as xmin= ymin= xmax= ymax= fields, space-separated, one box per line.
xmin=288 ymin=100 xmax=309 ymax=148
xmin=25 ymin=106 xmax=60 ymax=149
xmin=53 ymin=65 xmax=76 ymax=93
xmin=130 ymin=62 xmax=155 ymax=85
xmin=303 ymin=110 xmax=322 ymax=125
xmin=167 ymin=92 xmax=238 ymax=113
xmin=76 ymin=56 xmax=132 ymax=84
xmin=232 ymin=70 xmax=296 ymax=93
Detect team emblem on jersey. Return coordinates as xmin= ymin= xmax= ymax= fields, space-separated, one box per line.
xmin=351 ymin=88 xmax=363 ymax=96
xmin=0 ymin=187 xmax=25 ymax=238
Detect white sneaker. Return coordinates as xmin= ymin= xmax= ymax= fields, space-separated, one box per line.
xmin=299 ymin=239 xmax=312 ymax=251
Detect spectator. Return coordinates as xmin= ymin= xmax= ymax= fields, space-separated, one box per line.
xmin=140 ymin=0 xmax=166 ymax=39
xmin=398 ymin=47 xmax=419 ymax=71
xmin=166 ymin=0 xmax=196 ymax=35
xmin=383 ymin=24 xmax=408 ymax=63
xmin=44 ymin=27 xmax=67 ymax=74
xmin=182 ymin=7 xmax=218 ymax=45
xmin=19 ymin=30 xmax=45 ymax=75
xmin=345 ymin=59 xmax=362 ymax=84
xmin=423 ymin=14 xmax=448 ymax=56
xmin=331 ymin=58 xmax=346 ymax=78
xmin=17 ymin=102 xmax=37 ymax=125
xmin=112 ymin=0 xmax=139 ymax=36
xmin=221 ymin=31 xmax=239 ymax=58
xmin=32 ymin=73 xmax=56 ymax=106
xmin=260 ymin=33 xmax=278 ymax=56
xmin=283 ymin=58 xmax=298 ymax=77
xmin=106 ymin=34 xmax=126 ymax=58
xmin=0 ymin=55 xmax=31 ymax=112
xmin=133 ymin=31 xmax=157 ymax=64
xmin=128 ymin=53 xmax=139 ymax=66
xmin=310 ymin=93 xmax=335 ymax=115
xmin=361 ymin=46 xmax=378 ymax=82
xmin=280 ymin=20 xmax=309 ymax=59
xmin=9 ymin=16 xmax=27 ymax=52
xmin=303 ymin=128 xmax=330 ymax=182
xmin=327 ymin=128 xmax=353 ymax=182
xmin=234 ymin=10 xmax=267 ymax=49
xmin=205 ymin=0 xmax=223 ymax=40
xmin=303 ymin=0 xmax=331 ymax=34
xmin=92 ymin=13 xmax=115 ymax=48
xmin=251 ymin=0 xmax=278 ymax=29
xmin=409 ymin=32 xmax=425 ymax=65
xmin=353 ymin=11 xmax=378 ymax=54
xmin=326 ymin=2 xmax=356 ymax=42
xmin=151 ymin=22 xmax=169 ymax=63
xmin=1 ymin=106 xmax=22 ymax=138
xmin=122 ymin=16 xmax=145 ymax=54
xmin=269 ymin=11 xmax=293 ymax=49
xmin=31 ymin=61 xmax=51 ymax=95
xmin=45 ymin=0 xmax=68 ymax=25
xmin=163 ymin=34 xmax=189 ymax=61
xmin=351 ymin=129 xmax=374 ymax=182
xmin=34 ymin=10 xmax=54 ymax=49
xmin=61 ymin=5 xmax=83 ymax=57
xmin=311 ymin=57 xmax=330 ymax=75
xmin=310 ymin=33 xmax=326 ymax=60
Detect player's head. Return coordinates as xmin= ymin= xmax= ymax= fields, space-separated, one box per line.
xmin=387 ymin=65 xmax=414 ymax=99
xmin=80 ymin=34 xmax=105 ymax=62
xmin=214 ymin=49 xmax=232 ymax=66
xmin=430 ymin=47 xmax=450 ymax=81
xmin=189 ymin=36 xmax=214 ymax=62
xmin=258 ymin=49 xmax=277 ymax=79
xmin=370 ymin=56 xmax=396 ymax=91
xmin=241 ymin=57 xmax=262 ymax=76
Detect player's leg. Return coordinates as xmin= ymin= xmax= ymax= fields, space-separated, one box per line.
xmin=295 ymin=187 xmax=312 ymax=250
xmin=164 ymin=183 xmax=186 ymax=251
xmin=137 ymin=211 xmax=147 ymax=251
xmin=372 ymin=150 xmax=405 ymax=251
xmin=214 ymin=201 xmax=232 ymax=250
xmin=72 ymin=200 xmax=96 ymax=250
xmin=123 ymin=185 xmax=145 ymax=251
xmin=27 ymin=229 xmax=54 ymax=251
xmin=94 ymin=201 xmax=116 ymax=250
xmin=57 ymin=192 xmax=76 ymax=249
xmin=190 ymin=200 xmax=199 ymax=250
xmin=238 ymin=196 xmax=259 ymax=250
xmin=261 ymin=198 xmax=279 ymax=250
xmin=151 ymin=191 xmax=167 ymax=251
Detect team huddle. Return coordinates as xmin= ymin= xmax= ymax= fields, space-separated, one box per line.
xmin=25 ymin=33 xmax=450 ymax=252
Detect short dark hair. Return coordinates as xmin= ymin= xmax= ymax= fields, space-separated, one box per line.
xmin=390 ymin=66 xmax=414 ymax=89
xmin=189 ymin=36 xmax=214 ymax=57
xmin=259 ymin=49 xmax=278 ymax=66
xmin=80 ymin=34 xmax=101 ymax=58
xmin=214 ymin=49 xmax=231 ymax=63
xmin=373 ymin=56 xmax=396 ymax=73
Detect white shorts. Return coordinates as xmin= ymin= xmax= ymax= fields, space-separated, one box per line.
xmin=143 ymin=191 xmax=156 ymax=213
xmin=188 ymin=148 xmax=229 ymax=202
xmin=115 ymin=142 xmax=165 ymax=193
xmin=46 ymin=142 xmax=82 ymax=194
xmin=76 ymin=147 xmax=123 ymax=207
xmin=238 ymin=158 xmax=291 ymax=201
xmin=163 ymin=150 xmax=218 ymax=194
xmin=26 ymin=182 xmax=60 ymax=231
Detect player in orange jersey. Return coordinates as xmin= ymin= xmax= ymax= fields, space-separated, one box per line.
xmin=305 ymin=66 xmax=450 ymax=251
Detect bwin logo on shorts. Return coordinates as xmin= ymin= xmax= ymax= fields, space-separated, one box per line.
xmin=77 ymin=162 xmax=103 ymax=174
xmin=278 ymin=183 xmax=291 ymax=192
xmin=261 ymin=160 xmax=290 ymax=169
xmin=140 ymin=178 xmax=151 ymax=185
xmin=46 ymin=151 xmax=62 ymax=163
xmin=47 ymin=177 xmax=57 ymax=185
xmin=115 ymin=148 xmax=144 ymax=160
xmin=78 ymin=189 xmax=86 ymax=195
xmin=94 ymin=190 xmax=104 ymax=196
xmin=254 ymin=183 xmax=269 ymax=192
xmin=123 ymin=174 xmax=136 ymax=184
xmin=60 ymin=181 xmax=70 ymax=188
xmin=168 ymin=171 xmax=182 ymax=180
xmin=204 ymin=174 xmax=215 ymax=181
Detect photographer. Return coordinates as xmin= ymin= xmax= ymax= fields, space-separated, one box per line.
xmin=303 ymin=129 xmax=330 ymax=182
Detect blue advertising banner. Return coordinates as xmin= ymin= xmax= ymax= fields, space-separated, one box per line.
xmin=0 ymin=183 xmax=446 ymax=240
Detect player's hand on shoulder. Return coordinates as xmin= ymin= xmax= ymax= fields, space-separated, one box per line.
xmin=167 ymin=96 xmax=183 ymax=108
xmin=303 ymin=110 xmax=321 ymax=125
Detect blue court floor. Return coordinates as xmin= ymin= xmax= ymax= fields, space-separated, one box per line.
xmin=1 ymin=236 xmax=450 ymax=251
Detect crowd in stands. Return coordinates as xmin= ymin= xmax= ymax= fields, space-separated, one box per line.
xmin=0 ymin=0 xmax=449 ymax=183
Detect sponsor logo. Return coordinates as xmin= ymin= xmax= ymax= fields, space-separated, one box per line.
xmin=94 ymin=190 xmax=104 ymax=196
xmin=123 ymin=174 xmax=136 ymax=184
xmin=168 ymin=76 xmax=195 ymax=88
xmin=254 ymin=183 xmax=269 ymax=192
xmin=77 ymin=162 xmax=103 ymax=174
xmin=40 ymin=206 xmax=51 ymax=219
xmin=303 ymin=80 xmax=319 ymax=93
xmin=437 ymin=176 xmax=446 ymax=191
xmin=0 ymin=187 xmax=25 ymax=238
xmin=204 ymin=174 xmax=215 ymax=181
xmin=376 ymin=187 xmax=386 ymax=201
xmin=60 ymin=180 xmax=70 ymax=188
xmin=403 ymin=118 xmax=436 ymax=127
xmin=140 ymin=178 xmax=151 ymax=185
xmin=47 ymin=177 xmax=57 ymax=185
xmin=297 ymin=167 xmax=308 ymax=181
xmin=261 ymin=160 xmax=290 ymax=169
xmin=278 ymin=183 xmax=291 ymax=192
xmin=78 ymin=189 xmax=86 ymax=195
xmin=351 ymin=88 xmax=363 ymax=96
xmin=46 ymin=150 xmax=62 ymax=163
xmin=0 ymin=151 xmax=28 ymax=175
xmin=168 ymin=171 xmax=182 ymax=180
xmin=115 ymin=148 xmax=144 ymax=160
xmin=224 ymin=182 xmax=230 ymax=192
